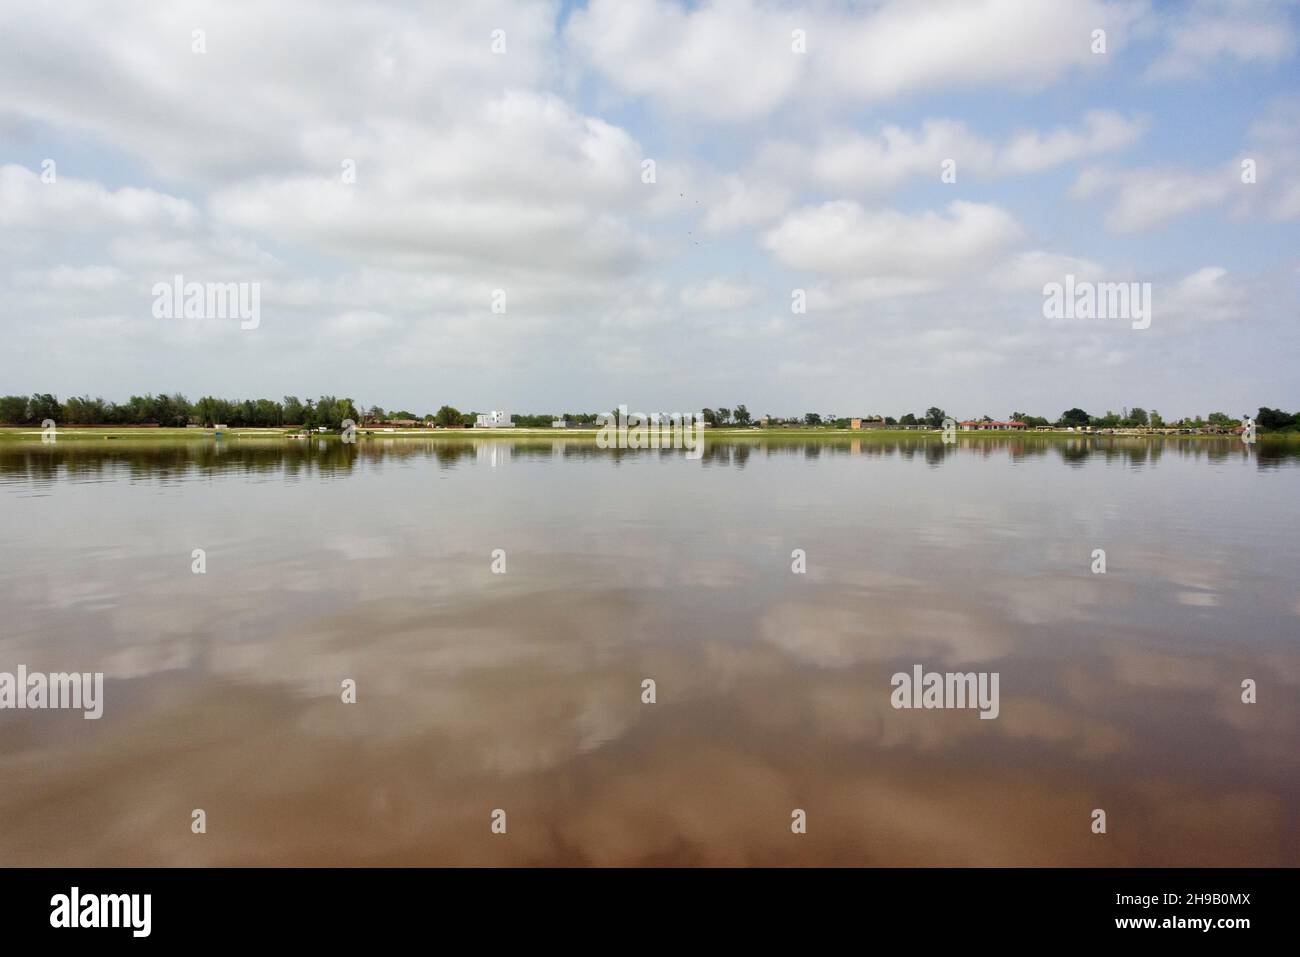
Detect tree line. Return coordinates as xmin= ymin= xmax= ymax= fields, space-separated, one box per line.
xmin=766 ymin=406 xmax=1299 ymax=432
xmin=0 ymin=394 xmax=603 ymax=430
xmin=2 ymin=393 xmax=1297 ymax=433
xmin=0 ymin=393 xmax=361 ymax=429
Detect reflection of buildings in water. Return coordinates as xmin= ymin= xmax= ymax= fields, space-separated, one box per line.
xmin=476 ymin=442 xmax=511 ymax=468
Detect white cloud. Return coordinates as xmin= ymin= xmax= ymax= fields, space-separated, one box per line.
xmin=681 ymin=278 xmax=758 ymax=311
xmin=1072 ymin=164 xmax=1236 ymax=232
xmin=1161 ymin=266 xmax=1247 ymax=323
xmin=0 ymin=0 xmax=558 ymax=181
xmin=209 ymin=92 xmax=655 ymax=278
xmin=568 ymin=0 xmax=1142 ymax=120
xmin=322 ymin=311 xmax=401 ymax=342
xmin=806 ymin=120 xmax=995 ymax=192
xmin=762 ymin=200 xmax=1024 ymax=281
xmin=988 ymin=251 xmax=1108 ymax=292
xmin=565 ymin=0 xmax=806 ymax=121
xmin=0 ymin=164 xmax=198 ymax=231
xmin=1241 ymin=99 xmax=1300 ymax=221
xmin=818 ymin=0 xmax=1140 ymax=101
xmin=782 ymin=111 xmax=1143 ymax=193
xmin=13 ymin=265 xmax=126 ymax=290
xmin=701 ymin=173 xmax=792 ymax=233
xmin=999 ymin=110 xmax=1146 ymax=173
xmin=1271 ymin=182 xmax=1300 ymax=220
xmin=1148 ymin=1 xmax=1296 ymax=79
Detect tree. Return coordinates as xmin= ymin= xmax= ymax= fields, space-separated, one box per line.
xmin=28 ymin=393 xmax=61 ymax=423
xmin=282 ymin=396 xmax=306 ymax=425
xmin=149 ymin=393 xmax=192 ymax=427
xmin=804 ymin=412 xmax=822 ymax=426
xmin=254 ymin=398 xmax=281 ymax=427
xmin=64 ymin=395 xmax=108 ymax=424
xmin=1257 ymin=407 xmax=1298 ymax=432
xmin=717 ymin=407 xmax=731 ymax=425
xmin=899 ymin=412 xmax=918 ymax=426
xmin=733 ymin=404 xmax=751 ymax=425
xmin=702 ymin=408 xmax=718 ymax=426
xmin=1059 ymin=408 xmax=1090 ymax=428
xmin=312 ymin=396 xmax=358 ymax=430
xmin=0 ymin=395 xmax=28 ymax=423
xmin=434 ymin=405 xmax=463 ymax=427
xmin=925 ymin=407 xmax=946 ymax=428
xmin=1128 ymin=407 xmax=1149 ymax=427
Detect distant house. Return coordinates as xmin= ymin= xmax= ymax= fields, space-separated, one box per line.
xmin=474 ymin=411 xmax=514 ymax=428
xmin=851 ymin=417 xmax=887 ymax=430
xmin=551 ymin=419 xmax=582 ymax=428
xmin=959 ymin=420 xmax=1027 ymax=431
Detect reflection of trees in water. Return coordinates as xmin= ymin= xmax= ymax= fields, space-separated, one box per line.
xmin=701 ymin=443 xmax=753 ymax=467
xmin=0 ymin=434 xmax=1295 ymax=483
xmin=1257 ymin=443 xmax=1300 ymax=469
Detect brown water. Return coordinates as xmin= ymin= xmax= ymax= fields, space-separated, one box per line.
xmin=1 ymin=435 xmax=1297 ymax=866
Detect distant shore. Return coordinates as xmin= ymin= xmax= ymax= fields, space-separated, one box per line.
xmin=2 ymin=426 xmax=1294 ymax=443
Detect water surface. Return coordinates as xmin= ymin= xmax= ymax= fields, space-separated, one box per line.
xmin=1 ymin=435 xmax=1297 ymax=865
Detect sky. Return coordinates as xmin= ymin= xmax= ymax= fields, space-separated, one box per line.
xmin=1 ymin=0 xmax=1297 ymax=421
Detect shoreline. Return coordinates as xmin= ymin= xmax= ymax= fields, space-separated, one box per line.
xmin=1 ymin=426 xmax=1293 ymax=442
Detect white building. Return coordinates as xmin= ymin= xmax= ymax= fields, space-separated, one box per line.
xmin=474 ymin=410 xmax=514 ymax=428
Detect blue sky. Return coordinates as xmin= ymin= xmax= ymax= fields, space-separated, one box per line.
xmin=1 ymin=0 xmax=1297 ymax=421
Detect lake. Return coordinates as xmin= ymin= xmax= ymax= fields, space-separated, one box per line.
xmin=1 ymin=434 xmax=1297 ymax=865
